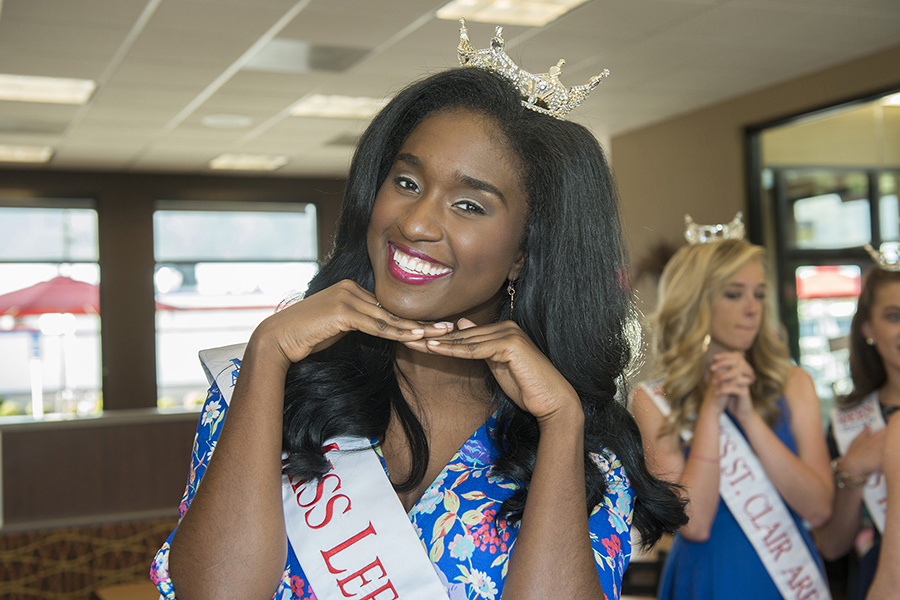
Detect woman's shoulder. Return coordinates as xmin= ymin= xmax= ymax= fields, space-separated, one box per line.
xmin=629 ymin=377 xmax=669 ymax=418
xmin=782 ymin=366 xmax=817 ymax=407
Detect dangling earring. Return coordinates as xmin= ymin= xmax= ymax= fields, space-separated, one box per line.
xmin=702 ymin=334 xmax=711 ymax=352
xmin=866 ymin=337 xmax=875 ymax=346
xmin=507 ymin=280 xmax=516 ymax=316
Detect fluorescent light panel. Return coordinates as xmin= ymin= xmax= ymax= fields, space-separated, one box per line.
xmin=208 ymin=153 xmax=288 ymax=171
xmin=0 ymin=145 xmax=54 ymax=163
xmin=0 ymin=74 xmax=96 ymax=105
xmin=290 ymin=94 xmax=389 ymax=119
xmin=437 ymin=0 xmax=590 ymax=27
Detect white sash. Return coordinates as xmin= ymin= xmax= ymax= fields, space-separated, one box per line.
xmin=639 ymin=381 xmax=831 ymax=600
xmin=831 ymin=392 xmax=888 ymax=534
xmin=199 ymin=344 xmax=448 ymax=600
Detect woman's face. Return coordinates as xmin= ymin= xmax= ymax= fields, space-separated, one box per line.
xmin=862 ymin=281 xmax=900 ymax=372
xmin=708 ymin=259 xmax=765 ymax=354
xmin=367 ymin=109 xmax=529 ymax=324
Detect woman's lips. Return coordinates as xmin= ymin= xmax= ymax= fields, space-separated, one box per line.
xmin=388 ymin=242 xmax=452 ymax=285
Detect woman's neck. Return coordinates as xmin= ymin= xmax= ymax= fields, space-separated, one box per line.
xmin=879 ymin=366 xmax=900 ymax=407
xmin=392 ymin=343 xmax=492 ymax=411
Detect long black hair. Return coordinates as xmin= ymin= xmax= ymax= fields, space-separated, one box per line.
xmin=281 ymin=67 xmax=686 ymax=547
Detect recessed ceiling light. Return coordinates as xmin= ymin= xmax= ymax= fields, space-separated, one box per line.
xmin=436 ymin=0 xmax=590 ymax=27
xmin=208 ymin=153 xmax=288 ymax=171
xmin=201 ymin=113 xmax=254 ymax=129
xmin=0 ymin=74 xmax=96 ymax=105
xmin=883 ymin=92 xmax=900 ymax=106
xmin=0 ymin=145 xmax=54 ymax=163
xmin=289 ymin=94 xmax=389 ymax=119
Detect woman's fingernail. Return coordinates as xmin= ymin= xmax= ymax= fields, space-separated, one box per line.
xmin=411 ymin=328 xmax=425 ymax=335
xmin=435 ymin=321 xmax=453 ymax=329
xmin=427 ymin=340 xmax=441 ymax=346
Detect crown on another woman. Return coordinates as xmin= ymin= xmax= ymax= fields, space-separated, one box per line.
xmin=457 ymin=18 xmax=608 ymax=120
xmin=864 ymin=242 xmax=900 ymax=271
xmin=684 ymin=212 xmax=745 ymax=245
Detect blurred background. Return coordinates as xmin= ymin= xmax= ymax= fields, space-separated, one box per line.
xmin=0 ymin=0 xmax=898 ymax=598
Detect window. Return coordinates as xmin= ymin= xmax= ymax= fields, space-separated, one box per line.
xmin=153 ymin=202 xmax=318 ymax=409
xmin=0 ymin=201 xmax=102 ymax=419
xmin=764 ymin=167 xmax=899 ymax=405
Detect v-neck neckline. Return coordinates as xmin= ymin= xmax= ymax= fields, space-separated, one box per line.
xmin=375 ymin=413 xmax=496 ymax=516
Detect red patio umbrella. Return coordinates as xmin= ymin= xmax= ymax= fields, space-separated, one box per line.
xmin=0 ymin=276 xmax=99 ymax=316
xmin=796 ymin=266 xmax=861 ymax=300
xmin=0 ymin=276 xmax=176 ymax=316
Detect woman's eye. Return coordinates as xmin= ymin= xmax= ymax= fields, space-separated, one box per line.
xmin=754 ymin=292 xmax=765 ymax=301
xmin=886 ymin=313 xmax=900 ymax=322
xmin=454 ymin=199 xmax=486 ymax=214
xmin=394 ymin=176 xmax=419 ymax=193
xmin=724 ymin=291 xmax=741 ymax=300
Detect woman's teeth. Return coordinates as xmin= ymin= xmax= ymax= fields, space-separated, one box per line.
xmin=392 ymin=247 xmax=451 ymax=276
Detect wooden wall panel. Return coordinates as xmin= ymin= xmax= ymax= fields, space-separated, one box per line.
xmin=1 ymin=413 xmax=198 ymax=528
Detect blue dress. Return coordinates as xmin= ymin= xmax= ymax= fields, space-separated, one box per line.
xmin=151 ymin=377 xmax=636 ymax=600
xmin=657 ymin=398 xmax=825 ymax=599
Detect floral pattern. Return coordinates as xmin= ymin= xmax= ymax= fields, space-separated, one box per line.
xmin=151 ymin=382 xmax=634 ymax=599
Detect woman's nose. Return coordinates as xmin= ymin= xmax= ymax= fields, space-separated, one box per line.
xmin=398 ymin=196 xmax=442 ymax=241
xmin=745 ymin=298 xmax=761 ymax=315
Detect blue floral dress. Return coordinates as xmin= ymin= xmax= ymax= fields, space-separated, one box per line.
xmin=151 ymin=380 xmax=635 ymax=600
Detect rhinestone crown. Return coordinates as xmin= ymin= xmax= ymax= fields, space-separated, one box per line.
xmin=864 ymin=242 xmax=900 ymax=271
xmin=457 ymin=18 xmax=608 ymax=120
xmin=684 ymin=212 xmax=746 ymax=245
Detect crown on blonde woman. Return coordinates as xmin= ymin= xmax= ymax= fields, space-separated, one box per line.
xmin=684 ymin=212 xmax=745 ymax=245
xmin=457 ymin=18 xmax=608 ymax=120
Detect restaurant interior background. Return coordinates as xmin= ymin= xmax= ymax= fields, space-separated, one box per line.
xmin=1 ymin=0 xmax=900 ymax=598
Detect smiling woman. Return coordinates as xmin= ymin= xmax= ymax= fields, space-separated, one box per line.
xmin=367 ymin=110 xmax=528 ymax=324
xmin=151 ymin=34 xmax=686 ymax=600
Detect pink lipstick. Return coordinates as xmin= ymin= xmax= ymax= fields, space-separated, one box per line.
xmin=388 ymin=242 xmax=452 ymax=285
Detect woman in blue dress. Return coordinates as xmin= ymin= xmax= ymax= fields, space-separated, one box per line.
xmin=631 ymin=236 xmax=833 ymax=599
xmin=151 ymin=23 xmax=686 ymax=600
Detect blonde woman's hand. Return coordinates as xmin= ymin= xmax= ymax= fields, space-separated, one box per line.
xmin=251 ymin=279 xmax=453 ymax=369
xmin=402 ymin=318 xmax=582 ymax=425
xmin=709 ymin=352 xmax=756 ymax=423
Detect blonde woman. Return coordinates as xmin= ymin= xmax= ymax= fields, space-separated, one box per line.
xmin=631 ymin=236 xmax=834 ymax=599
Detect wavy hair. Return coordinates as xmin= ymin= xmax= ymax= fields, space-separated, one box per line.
xmin=651 ymin=238 xmax=791 ymax=440
xmin=280 ymin=67 xmax=686 ymax=547
xmin=841 ymin=267 xmax=900 ymax=409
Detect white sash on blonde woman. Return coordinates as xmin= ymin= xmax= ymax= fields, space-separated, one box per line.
xmin=200 ymin=344 xmax=449 ymax=600
xmin=639 ymin=380 xmax=831 ymax=600
xmin=831 ymin=392 xmax=888 ymax=533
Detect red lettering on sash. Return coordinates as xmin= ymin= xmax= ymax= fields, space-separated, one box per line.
xmin=723 ymin=457 xmax=755 ymax=486
xmin=764 ymin=529 xmax=793 ymax=561
xmin=307 ymin=491 xmax=352 ymax=529
xmin=336 ymin=558 xmax=388 ymax=597
xmin=720 ymin=434 xmax=737 ymax=459
xmin=321 ymin=521 xmax=378 ymax=574
xmin=297 ymin=473 xmax=341 ymax=508
xmin=782 ymin=564 xmax=821 ymax=600
xmin=744 ymin=494 xmax=772 ymax=523
xmin=359 ymin=581 xmax=399 ymax=600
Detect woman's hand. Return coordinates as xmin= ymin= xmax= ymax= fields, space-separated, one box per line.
xmin=403 ymin=318 xmax=581 ymax=424
xmin=840 ymin=425 xmax=888 ymax=479
xmin=708 ymin=352 xmax=756 ymax=423
xmin=252 ymin=279 xmax=453 ymax=368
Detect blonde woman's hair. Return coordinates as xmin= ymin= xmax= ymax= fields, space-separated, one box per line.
xmin=650 ymin=238 xmax=791 ymax=442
